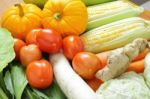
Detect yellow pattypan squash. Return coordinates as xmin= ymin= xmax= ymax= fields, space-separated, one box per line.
xmin=1 ymin=3 xmax=42 ymax=40
xmin=42 ymin=0 xmax=88 ymax=37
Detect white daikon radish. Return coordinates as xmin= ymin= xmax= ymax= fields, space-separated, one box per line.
xmin=49 ymin=53 xmax=102 ymax=99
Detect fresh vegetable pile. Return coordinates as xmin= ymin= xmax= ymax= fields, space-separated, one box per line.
xmin=0 ymin=0 xmax=150 ymax=99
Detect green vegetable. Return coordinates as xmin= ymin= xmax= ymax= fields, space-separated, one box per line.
xmin=96 ymin=72 xmax=150 ymax=99
xmin=41 ymin=81 xmax=67 ymax=99
xmin=0 ymin=62 xmax=67 ymax=99
xmin=32 ymin=89 xmax=49 ymax=99
xmin=4 ymin=71 xmax=14 ymax=98
xmin=23 ymin=87 xmax=43 ymax=99
xmin=11 ymin=65 xmax=28 ymax=99
xmin=82 ymin=0 xmax=115 ymax=6
xmin=0 ymin=28 xmax=15 ymax=72
xmin=23 ymin=81 xmax=67 ymax=99
xmin=0 ymin=72 xmax=11 ymax=97
xmin=23 ymin=0 xmax=48 ymax=8
xmin=0 ymin=87 xmax=8 ymax=99
xmin=0 ymin=72 xmax=7 ymax=93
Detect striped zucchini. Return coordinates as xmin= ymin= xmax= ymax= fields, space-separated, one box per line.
xmin=80 ymin=17 xmax=150 ymax=53
xmin=87 ymin=0 xmax=144 ymax=30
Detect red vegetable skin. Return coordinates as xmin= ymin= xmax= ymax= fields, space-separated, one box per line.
xmin=72 ymin=52 xmax=102 ymax=80
xmin=26 ymin=59 xmax=53 ymax=89
xmin=86 ymin=77 xmax=103 ymax=92
xmin=26 ymin=29 xmax=40 ymax=45
xmin=36 ymin=29 xmax=62 ymax=54
xmin=13 ymin=38 xmax=26 ymax=60
xmin=63 ymin=35 xmax=84 ymax=60
xmin=20 ymin=44 xmax=42 ymax=66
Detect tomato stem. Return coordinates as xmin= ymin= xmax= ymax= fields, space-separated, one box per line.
xmin=15 ymin=4 xmax=24 ymax=17
xmin=54 ymin=12 xmax=62 ymax=21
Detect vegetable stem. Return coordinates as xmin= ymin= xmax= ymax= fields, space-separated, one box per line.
xmin=15 ymin=4 xmax=24 ymax=17
xmin=54 ymin=12 xmax=62 ymax=21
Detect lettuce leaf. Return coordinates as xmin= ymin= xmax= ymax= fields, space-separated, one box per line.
xmin=96 ymin=72 xmax=150 ymax=99
xmin=0 ymin=28 xmax=15 ymax=72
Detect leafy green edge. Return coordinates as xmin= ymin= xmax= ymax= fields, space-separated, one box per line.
xmin=11 ymin=65 xmax=28 ymax=99
xmin=0 ymin=28 xmax=15 ymax=72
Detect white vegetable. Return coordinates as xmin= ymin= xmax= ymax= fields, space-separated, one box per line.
xmin=49 ymin=53 xmax=102 ymax=99
xmin=144 ymin=53 xmax=150 ymax=88
xmin=96 ymin=72 xmax=150 ymax=99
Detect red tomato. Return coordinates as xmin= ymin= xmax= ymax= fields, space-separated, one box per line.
xmin=13 ymin=38 xmax=26 ymax=60
xmin=72 ymin=52 xmax=101 ymax=80
xmin=36 ymin=29 xmax=62 ymax=54
xmin=25 ymin=29 xmax=40 ymax=45
xmin=26 ymin=59 xmax=53 ymax=89
xmin=63 ymin=35 xmax=84 ymax=60
xmin=20 ymin=44 xmax=42 ymax=66
xmin=86 ymin=77 xmax=103 ymax=91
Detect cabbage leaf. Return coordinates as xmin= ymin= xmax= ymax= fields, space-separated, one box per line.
xmin=96 ymin=72 xmax=150 ymax=99
xmin=0 ymin=28 xmax=15 ymax=72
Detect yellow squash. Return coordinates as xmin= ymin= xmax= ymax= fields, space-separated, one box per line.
xmin=0 ymin=17 xmax=1 ymax=27
xmin=42 ymin=0 xmax=88 ymax=37
xmin=1 ymin=3 xmax=42 ymax=40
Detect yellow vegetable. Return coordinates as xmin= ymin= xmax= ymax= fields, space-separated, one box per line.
xmin=87 ymin=0 xmax=144 ymax=30
xmin=80 ymin=17 xmax=150 ymax=53
xmin=1 ymin=3 xmax=42 ymax=40
xmin=42 ymin=0 xmax=88 ymax=37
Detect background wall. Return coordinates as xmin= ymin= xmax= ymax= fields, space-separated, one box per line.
xmin=0 ymin=0 xmax=23 ymax=16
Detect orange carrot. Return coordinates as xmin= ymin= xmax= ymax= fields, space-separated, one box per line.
xmin=133 ymin=49 xmax=149 ymax=62
xmin=86 ymin=77 xmax=103 ymax=92
xmin=96 ymin=48 xmax=149 ymax=68
xmin=96 ymin=48 xmax=148 ymax=74
xmin=140 ymin=10 xmax=150 ymax=20
xmin=96 ymin=51 xmax=110 ymax=68
xmin=127 ymin=59 xmax=144 ymax=73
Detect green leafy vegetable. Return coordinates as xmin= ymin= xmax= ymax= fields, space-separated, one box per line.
xmin=0 ymin=28 xmax=15 ymax=72
xmin=32 ymin=89 xmax=49 ymax=99
xmin=0 ymin=72 xmax=7 ymax=93
xmin=41 ymin=81 xmax=67 ymax=99
xmin=1 ymin=62 xmax=66 ymax=99
xmin=0 ymin=71 xmax=11 ymax=98
xmin=96 ymin=72 xmax=150 ymax=99
xmin=4 ymin=71 xmax=14 ymax=98
xmin=22 ymin=81 xmax=67 ymax=99
xmin=22 ymin=87 xmax=42 ymax=99
xmin=26 ymin=89 xmax=38 ymax=99
xmin=0 ymin=87 xmax=8 ymax=99
xmin=11 ymin=65 xmax=28 ymax=99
